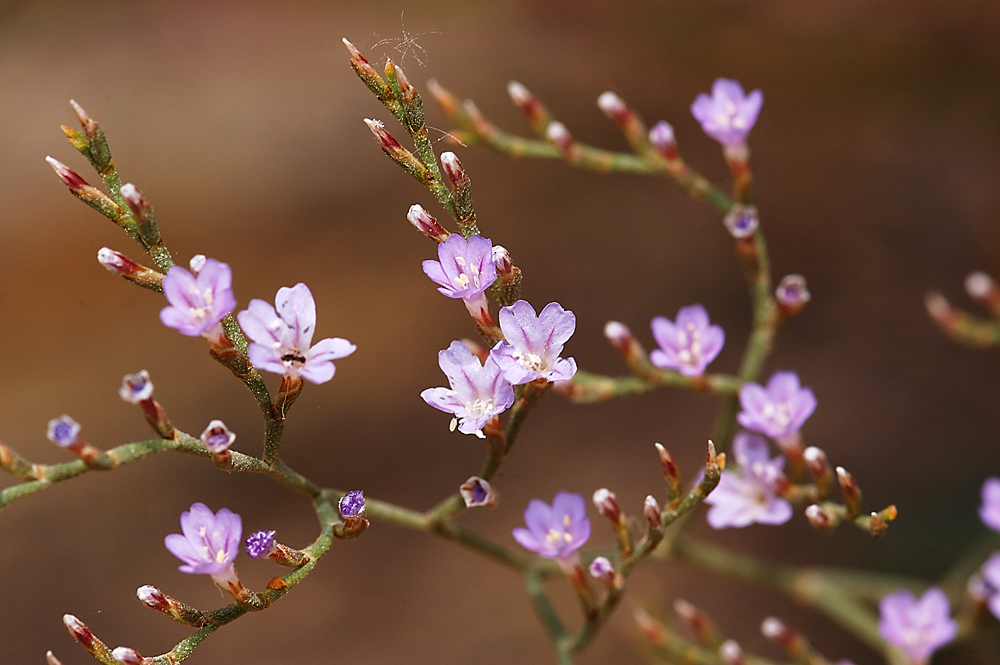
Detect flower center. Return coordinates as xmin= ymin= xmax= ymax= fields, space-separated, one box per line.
xmin=464 ymin=398 xmax=494 ymax=417
xmin=513 ymin=349 xmax=544 ymax=371
xmin=281 ymin=351 xmax=307 ymax=368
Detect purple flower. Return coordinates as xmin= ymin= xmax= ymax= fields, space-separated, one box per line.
xmin=200 ymin=420 xmax=235 ymax=454
xmin=649 ymin=305 xmax=725 ymax=376
xmin=237 ymin=283 xmax=356 ymax=385
xmin=490 ymin=300 xmax=578 ymax=385
xmin=245 ymin=530 xmax=277 ymax=559
xmin=704 ymin=432 xmax=793 ymax=529
xmin=512 ymin=491 xmax=590 ymax=560
xmin=160 ymin=258 xmax=237 ymax=337
xmin=421 ymin=341 xmax=515 ymax=437
xmin=878 ymin=588 xmax=957 ymax=664
xmin=339 ymin=490 xmax=366 ymax=520
xmin=46 ymin=415 xmax=81 ymax=448
xmin=460 ymin=476 xmax=498 ymax=508
xmin=690 ymin=78 xmax=763 ymax=148
xmin=980 ymin=552 xmax=1000 ymax=620
xmin=164 ymin=503 xmax=242 ymax=577
xmin=737 ymin=371 xmax=816 ymax=442
xmin=979 ymin=477 xmax=1000 ymax=532
xmin=422 ymin=234 xmax=497 ymax=318
xmin=119 ymin=370 xmax=154 ymax=404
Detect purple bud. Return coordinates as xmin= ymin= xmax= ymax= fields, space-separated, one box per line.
xmin=588 ymin=556 xmax=619 ymax=587
xmin=339 ymin=490 xmax=366 ymax=520
xmin=110 ymin=646 xmax=144 ymax=665
xmin=119 ymin=370 xmax=154 ymax=404
xmin=245 ymin=530 xmax=277 ymax=559
xmin=47 ymin=415 xmax=81 ymax=448
xmin=723 ymin=205 xmax=759 ymax=239
xmin=648 ymin=121 xmax=678 ymax=159
xmin=407 ymin=204 xmax=450 ymax=242
xmin=460 ymin=476 xmax=498 ymax=508
xmin=776 ymin=274 xmax=811 ymax=311
xmin=200 ymin=420 xmax=235 ymax=453
xmin=546 ymin=121 xmax=573 ymax=155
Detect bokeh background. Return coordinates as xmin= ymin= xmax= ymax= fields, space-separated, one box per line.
xmin=2 ymin=1 xmax=1000 ymax=663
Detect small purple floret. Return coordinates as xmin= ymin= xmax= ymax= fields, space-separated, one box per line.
xmin=119 ymin=370 xmax=154 ymax=404
xmin=737 ymin=371 xmax=816 ymax=442
xmin=878 ymin=588 xmax=957 ymax=663
xmin=160 ymin=258 xmax=237 ymax=337
xmin=980 ymin=552 xmax=1000 ymax=620
xmin=339 ymin=490 xmax=365 ymax=519
xmin=490 ymin=300 xmax=578 ymax=385
xmin=460 ymin=476 xmax=497 ymax=508
xmin=690 ymin=78 xmax=763 ymax=148
xmin=704 ymin=432 xmax=792 ymax=529
xmin=46 ymin=415 xmax=81 ymax=448
xmin=245 ymin=530 xmax=276 ymax=559
xmin=422 ymin=234 xmax=497 ymax=301
xmin=200 ymin=420 xmax=235 ymax=453
xmin=649 ymin=304 xmax=725 ymax=376
xmin=979 ymin=477 xmax=1000 ymax=532
xmin=164 ymin=502 xmax=242 ymax=577
xmin=238 ymin=283 xmax=356 ymax=385
xmin=421 ymin=341 xmax=515 ymax=437
xmin=512 ymin=491 xmax=590 ymax=560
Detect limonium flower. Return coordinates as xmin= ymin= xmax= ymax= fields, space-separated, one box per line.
xmin=649 ymin=304 xmax=725 ymax=376
xmin=878 ymin=588 xmax=956 ymax=664
xmin=421 ymin=340 xmax=515 ymax=438
xmin=491 ymin=300 xmax=578 ymax=385
xmin=690 ymin=78 xmax=763 ymax=148
xmin=512 ymin=491 xmax=590 ymax=560
xmin=979 ymin=477 xmax=1000 ymax=532
xmin=737 ymin=371 xmax=816 ymax=444
xmin=164 ymin=503 xmax=243 ymax=593
xmin=979 ymin=552 xmax=1000 ymax=620
xmin=160 ymin=258 xmax=236 ymax=340
xmin=422 ymin=234 xmax=497 ymax=322
xmin=238 ymin=283 xmax=356 ymax=385
xmin=703 ymin=432 xmax=792 ymax=529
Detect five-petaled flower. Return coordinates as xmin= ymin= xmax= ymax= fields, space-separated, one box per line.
xmin=512 ymin=491 xmax=590 ymax=560
xmin=160 ymin=258 xmax=237 ymax=339
xmin=979 ymin=477 xmax=1000 ymax=532
xmin=737 ymin=371 xmax=816 ymax=444
xmin=421 ymin=340 xmax=515 ymax=437
xmin=878 ymin=588 xmax=957 ymax=664
xmin=649 ymin=304 xmax=725 ymax=376
xmin=491 ymin=300 xmax=578 ymax=385
xmin=164 ymin=503 xmax=242 ymax=580
xmin=422 ymin=234 xmax=497 ymax=322
xmin=704 ymin=432 xmax=792 ymax=529
xmin=238 ymin=283 xmax=356 ymax=385
xmin=690 ymin=78 xmax=763 ymax=148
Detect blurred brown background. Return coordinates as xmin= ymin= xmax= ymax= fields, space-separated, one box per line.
xmin=2 ymin=1 xmax=1000 ymax=663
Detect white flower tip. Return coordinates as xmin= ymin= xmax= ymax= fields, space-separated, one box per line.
xmin=597 ymin=91 xmax=626 ymax=117
xmin=925 ymin=291 xmax=951 ymax=319
xmin=189 ymin=254 xmax=207 ymax=274
xmin=720 ymin=640 xmax=743 ymax=662
xmin=507 ymin=81 xmax=531 ymax=105
xmin=136 ymin=585 xmax=159 ymax=603
xmin=111 ymin=646 xmax=144 ymax=665
xmin=546 ymin=121 xmax=570 ymax=143
xmin=120 ymin=182 xmax=138 ymax=199
xmin=966 ymin=271 xmax=995 ymax=299
xmin=760 ymin=617 xmax=785 ymax=639
xmin=603 ymin=321 xmax=630 ymax=343
xmin=46 ymin=651 xmax=64 ymax=665
xmin=363 ymin=118 xmax=383 ymax=130
xmin=592 ymin=488 xmax=613 ymax=504
xmin=802 ymin=446 xmax=824 ymax=463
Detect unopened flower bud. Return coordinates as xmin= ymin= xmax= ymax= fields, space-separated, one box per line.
xmin=394 ymin=64 xmax=417 ymax=104
xmin=634 ymin=608 xmax=668 ymax=647
xmin=723 ymin=204 xmax=759 ymax=239
xmin=69 ymin=99 xmax=97 ymax=137
xmin=460 ymin=476 xmax=498 ymax=508
xmin=46 ymin=156 xmax=90 ymax=192
xmin=588 ymin=556 xmax=623 ymax=589
xmin=96 ymin=248 xmax=164 ymax=290
xmin=546 ymin=121 xmax=574 ymax=156
xmin=119 ymin=370 xmax=154 ymax=404
xmin=507 ymin=81 xmax=549 ymax=131
xmin=592 ymin=488 xmax=622 ymax=522
xmin=804 ymin=504 xmax=839 ymax=533
xmin=867 ymin=511 xmax=888 ymax=537
xmin=47 ymin=415 xmax=81 ymax=448
xmin=137 ymin=585 xmax=207 ymax=627
xmin=643 ymin=495 xmax=662 ymax=528
xmin=720 ymin=640 xmax=747 ymax=665
xmin=965 ymin=271 xmax=1000 ymax=316
xmin=407 ymin=204 xmax=450 ymax=242
xmin=440 ymin=151 xmax=468 ymax=188
xmin=597 ymin=91 xmax=628 ymax=122
xmin=46 ymin=651 xmax=64 ymax=665
xmin=835 ymin=466 xmax=861 ymax=517
xmin=335 ymin=490 xmax=370 ymax=540
xmin=802 ymin=446 xmax=832 ymax=496
xmin=776 ymin=274 xmax=811 ymax=317
xmin=63 ymin=614 xmax=109 ymax=657
xmin=201 ymin=419 xmax=234 ymax=470
xmin=675 ymin=599 xmax=719 ymax=646
xmin=492 ymin=245 xmax=513 ymax=277
xmin=603 ymin=321 xmax=633 ymax=354
xmin=649 ymin=121 xmax=678 ymax=160
xmin=189 ymin=254 xmax=207 ymax=274
xmin=365 ymin=118 xmax=403 ymax=152
xmin=760 ymin=616 xmax=791 ymax=643
xmin=120 ymin=182 xmax=159 ymax=245
xmin=245 ymin=530 xmax=309 ymax=566
xmin=111 ymin=646 xmax=144 ymax=665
